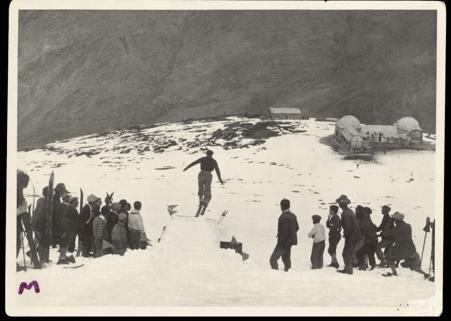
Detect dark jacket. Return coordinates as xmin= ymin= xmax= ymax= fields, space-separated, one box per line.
xmin=388 ymin=221 xmax=417 ymax=261
xmin=52 ymin=196 xmax=64 ymax=238
xmin=106 ymin=211 xmax=119 ymax=240
xmin=341 ymin=207 xmax=362 ymax=242
xmin=32 ymin=197 xmax=47 ymax=235
xmin=381 ymin=217 xmax=396 ymax=241
xmin=277 ymin=210 xmax=299 ymax=246
xmin=79 ymin=204 xmax=96 ymax=234
xmin=377 ymin=214 xmax=391 ymax=232
xmin=326 ymin=215 xmax=342 ymax=236
xmin=58 ymin=203 xmax=79 ymax=235
xmin=359 ymin=215 xmax=378 ymax=242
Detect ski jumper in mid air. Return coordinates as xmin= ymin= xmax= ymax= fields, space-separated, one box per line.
xmin=183 ymin=150 xmax=224 ymax=217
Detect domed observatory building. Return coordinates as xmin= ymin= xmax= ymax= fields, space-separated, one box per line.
xmin=395 ymin=117 xmax=423 ymax=145
xmin=334 ymin=116 xmax=369 ymax=152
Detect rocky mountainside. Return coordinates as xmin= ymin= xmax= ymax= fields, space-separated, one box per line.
xmin=17 ymin=10 xmax=436 ymax=149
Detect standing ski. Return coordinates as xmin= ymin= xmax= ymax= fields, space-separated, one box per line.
xmin=43 ymin=171 xmax=54 ymax=263
xmin=76 ymin=188 xmax=84 ymax=257
xmin=20 ymin=211 xmax=41 ymax=269
xmin=217 ymin=210 xmax=228 ymax=224
xmin=158 ymin=226 xmax=167 ymax=243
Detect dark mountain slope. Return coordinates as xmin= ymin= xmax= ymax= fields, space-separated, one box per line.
xmin=17 ymin=10 xmax=436 ymax=149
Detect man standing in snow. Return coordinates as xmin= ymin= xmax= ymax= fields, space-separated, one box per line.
xmin=183 ymin=149 xmax=225 ymax=216
xmin=336 ymin=195 xmax=362 ymax=275
xmin=308 ymin=215 xmax=326 ymax=269
xmin=270 ymin=199 xmax=299 ymax=272
xmin=376 ymin=205 xmax=395 ymax=267
xmin=79 ymin=194 xmax=101 ymax=257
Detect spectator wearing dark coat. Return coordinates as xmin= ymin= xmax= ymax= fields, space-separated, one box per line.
xmin=111 ymin=213 xmax=128 ymax=256
xmin=270 ymin=199 xmax=299 ymax=272
xmin=55 ymin=194 xmax=77 ymax=264
xmin=78 ymin=194 xmax=101 ymax=257
xmin=356 ymin=207 xmax=378 ymax=270
xmin=336 ymin=195 xmax=362 ymax=275
xmin=93 ymin=210 xmax=108 ymax=258
xmin=376 ymin=205 xmax=395 ymax=267
xmin=385 ymin=212 xmax=429 ymax=278
xmin=31 ymin=187 xmax=49 ymax=261
xmin=326 ymin=205 xmax=341 ymax=268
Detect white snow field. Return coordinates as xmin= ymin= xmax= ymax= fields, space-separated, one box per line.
xmin=15 ymin=117 xmax=438 ymax=312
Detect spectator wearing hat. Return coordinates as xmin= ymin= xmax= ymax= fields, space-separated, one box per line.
xmin=308 ymin=215 xmax=326 ymax=269
xmin=78 ymin=194 xmax=101 ymax=257
xmin=336 ymin=195 xmax=362 ymax=275
xmin=326 ymin=205 xmax=341 ymax=268
xmin=52 ymin=183 xmax=70 ymax=248
xmin=384 ymin=212 xmax=428 ymax=278
xmin=111 ymin=213 xmax=128 ymax=256
xmin=356 ymin=207 xmax=378 ymax=270
xmin=269 ymin=199 xmax=299 ymax=272
xmin=376 ymin=205 xmax=395 ymax=267
xmin=92 ymin=207 xmax=109 ymax=258
xmin=55 ymin=194 xmax=76 ymax=264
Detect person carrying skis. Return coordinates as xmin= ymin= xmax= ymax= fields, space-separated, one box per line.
xmin=383 ymin=212 xmax=429 ymax=278
xmin=336 ymin=195 xmax=362 ymax=275
xmin=326 ymin=205 xmax=341 ymax=268
xmin=269 ymin=199 xmax=299 ymax=272
xmin=183 ymin=150 xmax=225 ymax=217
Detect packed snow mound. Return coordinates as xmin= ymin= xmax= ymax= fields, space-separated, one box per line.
xmin=16 ymin=117 xmax=437 ymax=308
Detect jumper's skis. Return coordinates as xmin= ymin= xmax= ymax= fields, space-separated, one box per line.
xmin=195 ymin=202 xmax=208 ymax=217
xmin=43 ymin=172 xmax=54 ymax=263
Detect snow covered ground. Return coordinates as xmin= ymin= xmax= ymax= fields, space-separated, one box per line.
xmin=14 ymin=117 xmax=439 ymax=314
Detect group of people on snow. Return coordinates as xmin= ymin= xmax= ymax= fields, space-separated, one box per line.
xmin=17 ymin=170 xmax=149 ymax=266
xmin=270 ymin=195 xmax=431 ymax=278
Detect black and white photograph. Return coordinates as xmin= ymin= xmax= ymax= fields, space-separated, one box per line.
xmin=6 ymin=0 xmax=445 ymax=316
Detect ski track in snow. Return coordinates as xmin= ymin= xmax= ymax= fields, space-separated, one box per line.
xmin=16 ymin=117 xmax=436 ymax=308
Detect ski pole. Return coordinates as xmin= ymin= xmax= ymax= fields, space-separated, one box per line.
xmin=420 ymin=230 xmax=427 ymax=267
xmin=420 ymin=217 xmax=431 ymax=267
xmin=21 ymin=224 xmax=27 ymax=272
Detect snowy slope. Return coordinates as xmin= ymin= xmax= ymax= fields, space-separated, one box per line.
xmin=16 ymin=117 xmax=437 ymax=310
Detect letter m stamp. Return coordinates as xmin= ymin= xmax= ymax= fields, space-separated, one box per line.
xmin=18 ymin=281 xmax=40 ymax=295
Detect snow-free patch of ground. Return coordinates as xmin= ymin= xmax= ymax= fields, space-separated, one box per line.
xmin=16 ymin=117 xmax=437 ymax=311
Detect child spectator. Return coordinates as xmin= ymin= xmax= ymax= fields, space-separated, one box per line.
xmin=111 ymin=213 xmax=128 ymax=256
xmin=128 ymin=201 xmax=147 ymax=250
xmin=308 ymin=215 xmax=326 ymax=269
